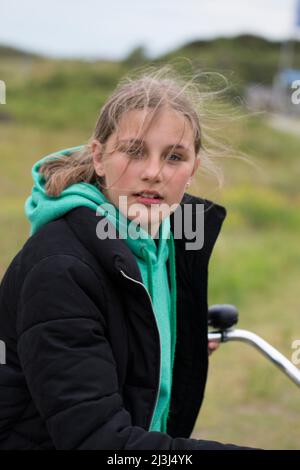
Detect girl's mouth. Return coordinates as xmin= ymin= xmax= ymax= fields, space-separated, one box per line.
xmin=133 ymin=192 xmax=163 ymax=204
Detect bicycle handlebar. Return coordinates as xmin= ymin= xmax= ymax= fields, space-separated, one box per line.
xmin=208 ymin=304 xmax=300 ymax=388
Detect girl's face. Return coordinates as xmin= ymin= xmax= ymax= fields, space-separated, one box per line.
xmin=91 ymin=107 xmax=199 ymax=235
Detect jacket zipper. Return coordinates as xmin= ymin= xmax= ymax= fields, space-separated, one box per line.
xmin=119 ymin=269 xmax=161 ymax=431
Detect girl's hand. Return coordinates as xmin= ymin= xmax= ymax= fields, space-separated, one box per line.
xmin=208 ymin=340 xmax=220 ymax=356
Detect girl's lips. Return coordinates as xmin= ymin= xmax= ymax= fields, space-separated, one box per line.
xmin=134 ymin=195 xmax=163 ymax=205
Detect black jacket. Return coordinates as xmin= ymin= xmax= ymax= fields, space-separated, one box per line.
xmin=0 ymin=193 xmax=244 ymax=450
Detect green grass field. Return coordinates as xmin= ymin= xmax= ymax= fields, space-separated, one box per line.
xmin=0 ymin=55 xmax=299 ymax=449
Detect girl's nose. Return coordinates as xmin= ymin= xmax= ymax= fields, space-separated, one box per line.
xmin=140 ymin=155 xmax=163 ymax=182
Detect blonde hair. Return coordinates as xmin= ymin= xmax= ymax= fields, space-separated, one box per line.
xmin=39 ymin=65 xmax=233 ymax=197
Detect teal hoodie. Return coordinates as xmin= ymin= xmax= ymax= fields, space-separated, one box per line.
xmin=25 ymin=146 xmax=177 ymax=433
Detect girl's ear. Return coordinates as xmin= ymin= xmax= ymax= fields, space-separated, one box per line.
xmin=91 ymin=139 xmax=105 ymax=177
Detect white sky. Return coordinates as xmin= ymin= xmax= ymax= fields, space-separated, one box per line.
xmin=0 ymin=0 xmax=299 ymax=60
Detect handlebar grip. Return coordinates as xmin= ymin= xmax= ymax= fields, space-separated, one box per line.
xmin=208 ymin=304 xmax=239 ymax=330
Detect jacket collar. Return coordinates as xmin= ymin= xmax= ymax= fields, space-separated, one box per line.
xmin=64 ymin=193 xmax=226 ymax=282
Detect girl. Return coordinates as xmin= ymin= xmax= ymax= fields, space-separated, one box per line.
xmin=0 ymin=68 xmax=251 ymax=450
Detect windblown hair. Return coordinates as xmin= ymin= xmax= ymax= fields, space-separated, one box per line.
xmin=39 ymin=65 xmax=234 ymax=197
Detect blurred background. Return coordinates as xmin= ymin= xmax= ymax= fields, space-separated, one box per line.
xmin=0 ymin=0 xmax=299 ymax=449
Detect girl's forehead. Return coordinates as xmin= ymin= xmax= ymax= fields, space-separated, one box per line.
xmin=115 ymin=107 xmax=194 ymax=144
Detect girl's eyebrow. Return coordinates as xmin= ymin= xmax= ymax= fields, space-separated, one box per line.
xmin=118 ymin=139 xmax=192 ymax=153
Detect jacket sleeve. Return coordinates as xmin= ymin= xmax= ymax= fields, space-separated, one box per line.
xmin=17 ymin=254 xmax=250 ymax=450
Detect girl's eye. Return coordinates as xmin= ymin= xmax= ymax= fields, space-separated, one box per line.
xmin=126 ymin=148 xmax=144 ymax=157
xmin=167 ymin=154 xmax=182 ymax=162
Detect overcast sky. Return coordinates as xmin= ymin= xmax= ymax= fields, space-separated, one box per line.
xmin=0 ymin=0 xmax=299 ymax=60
